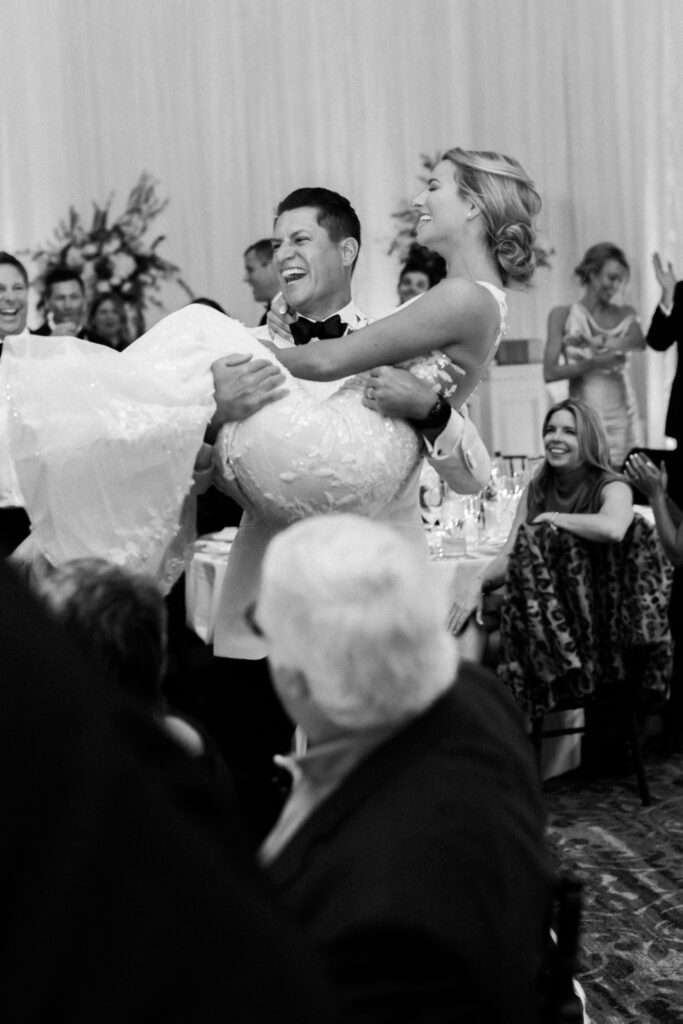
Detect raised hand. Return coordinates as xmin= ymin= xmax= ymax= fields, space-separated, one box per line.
xmin=266 ymin=291 xmax=297 ymax=344
xmin=624 ymin=451 xmax=667 ymax=499
xmin=652 ymin=252 xmax=677 ymax=306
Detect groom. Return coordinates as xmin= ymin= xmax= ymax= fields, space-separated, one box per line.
xmin=201 ymin=187 xmax=491 ymax=833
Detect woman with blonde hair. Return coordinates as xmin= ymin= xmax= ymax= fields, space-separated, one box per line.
xmin=544 ymin=242 xmax=644 ymax=465
xmin=449 ymin=398 xmax=634 ymax=640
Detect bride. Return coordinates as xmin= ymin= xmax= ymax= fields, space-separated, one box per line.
xmin=2 ymin=148 xmax=541 ymax=587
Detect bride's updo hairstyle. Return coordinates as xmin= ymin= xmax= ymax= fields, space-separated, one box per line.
xmin=443 ymin=147 xmax=541 ymax=286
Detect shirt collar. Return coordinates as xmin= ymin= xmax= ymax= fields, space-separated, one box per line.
xmin=298 ymin=298 xmax=364 ymax=328
xmin=276 ymin=722 xmax=397 ymax=788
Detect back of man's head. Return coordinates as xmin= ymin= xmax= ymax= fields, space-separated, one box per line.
xmin=37 ymin=558 xmax=167 ymax=707
xmin=244 ymin=239 xmax=275 ymax=263
xmin=258 ymin=514 xmax=457 ymax=731
xmin=275 ymin=188 xmax=361 ymax=254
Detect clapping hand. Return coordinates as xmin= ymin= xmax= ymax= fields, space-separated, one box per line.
xmin=652 ymin=252 xmax=677 ymax=306
xmin=624 ymin=451 xmax=668 ymax=500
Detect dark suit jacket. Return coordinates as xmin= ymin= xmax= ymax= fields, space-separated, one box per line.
xmin=33 ymin=320 xmax=92 ymax=341
xmin=647 ymin=282 xmax=683 ymax=441
xmin=266 ymin=663 xmax=553 ymax=1024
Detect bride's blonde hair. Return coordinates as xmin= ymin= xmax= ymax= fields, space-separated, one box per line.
xmin=442 ymin=147 xmax=541 ymax=286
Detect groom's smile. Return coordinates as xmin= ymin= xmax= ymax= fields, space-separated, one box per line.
xmin=272 ymin=206 xmax=353 ymax=319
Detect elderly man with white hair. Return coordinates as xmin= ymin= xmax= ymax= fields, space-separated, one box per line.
xmin=255 ymin=513 xmax=553 ymax=1024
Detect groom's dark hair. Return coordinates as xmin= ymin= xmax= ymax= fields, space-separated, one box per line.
xmin=275 ymin=187 xmax=361 ymax=258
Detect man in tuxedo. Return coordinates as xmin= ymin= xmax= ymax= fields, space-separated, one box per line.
xmin=200 ymin=188 xmax=491 ymax=832
xmin=244 ymin=238 xmax=280 ymax=325
xmin=646 ymin=251 xmax=683 ymax=747
xmin=34 ymin=266 xmax=92 ymax=339
xmin=647 ymin=252 xmax=683 ymax=502
xmin=254 ymin=514 xmax=552 ymax=1024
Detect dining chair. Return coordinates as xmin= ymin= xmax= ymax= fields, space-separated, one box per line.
xmin=499 ymin=515 xmax=673 ymax=806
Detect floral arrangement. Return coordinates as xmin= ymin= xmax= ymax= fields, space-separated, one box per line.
xmin=27 ymin=172 xmax=193 ymax=313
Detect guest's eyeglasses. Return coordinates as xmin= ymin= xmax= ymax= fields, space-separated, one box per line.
xmin=244 ymin=601 xmax=266 ymax=638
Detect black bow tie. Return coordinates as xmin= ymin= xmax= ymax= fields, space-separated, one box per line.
xmin=290 ymin=314 xmax=347 ymax=345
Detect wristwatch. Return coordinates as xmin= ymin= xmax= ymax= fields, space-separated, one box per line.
xmin=410 ymin=395 xmax=451 ymax=431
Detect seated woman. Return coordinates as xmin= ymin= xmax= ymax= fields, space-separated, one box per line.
xmin=450 ymin=398 xmax=633 ymax=635
xmin=451 ymin=399 xmax=672 ymax=720
xmin=2 ymin=147 xmax=541 ymax=587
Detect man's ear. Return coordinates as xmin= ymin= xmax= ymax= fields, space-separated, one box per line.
xmin=339 ymin=236 xmax=359 ymax=268
xmin=271 ymin=663 xmax=310 ymax=703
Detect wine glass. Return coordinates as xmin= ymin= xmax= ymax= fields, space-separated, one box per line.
xmin=419 ymin=469 xmax=445 ymax=557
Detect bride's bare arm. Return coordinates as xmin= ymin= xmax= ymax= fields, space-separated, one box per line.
xmin=275 ymin=278 xmax=498 ymax=382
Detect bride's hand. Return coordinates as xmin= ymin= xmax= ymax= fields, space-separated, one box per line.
xmin=267 ymin=292 xmax=297 ymax=343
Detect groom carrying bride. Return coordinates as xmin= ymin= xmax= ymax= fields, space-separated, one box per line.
xmin=202 ymin=186 xmax=492 ymax=833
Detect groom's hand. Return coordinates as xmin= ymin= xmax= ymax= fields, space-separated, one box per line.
xmin=206 ymin=353 xmax=287 ymax=441
xmin=362 ymin=366 xmax=437 ymax=420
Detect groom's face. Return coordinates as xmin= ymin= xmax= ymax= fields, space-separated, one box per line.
xmin=273 ymin=207 xmax=352 ymax=319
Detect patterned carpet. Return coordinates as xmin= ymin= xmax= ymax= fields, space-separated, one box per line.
xmin=544 ymin=750 xmax=683 ymax=1023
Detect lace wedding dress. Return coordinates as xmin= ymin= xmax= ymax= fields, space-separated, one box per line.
xmin=3 ymin=287 xmax=505 ymax=588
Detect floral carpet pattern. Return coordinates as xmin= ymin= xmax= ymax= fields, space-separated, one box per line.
xmin=544 ymin=752 xmax=683 ymax=1023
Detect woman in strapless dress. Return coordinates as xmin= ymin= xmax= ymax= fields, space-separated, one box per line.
xmin=3 ymin=148 xmax=542 ymax=586
xmin=544 ymin=242 xmax=645 ymax=466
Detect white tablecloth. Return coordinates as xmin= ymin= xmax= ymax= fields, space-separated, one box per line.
xmin=185 ymin=528 xmax=236 ymax=643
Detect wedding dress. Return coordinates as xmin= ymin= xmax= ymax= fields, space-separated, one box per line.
xmin=2 ymin=289 xmax=505 ymax=588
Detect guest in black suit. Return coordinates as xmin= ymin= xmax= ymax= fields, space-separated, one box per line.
xmin=255 ymin=513 xmax=553 ymax=1024
xmin=34 ymin=265 xmax=92 ymax=339
xmin=0 ymin=252 xmax=31 ymax=554
xmin=646 ymin=252 xmax=683 ymax=748
xmin=646 ymin=252 xmax=683 ymax=501
xmin=0 ymin=558 xmax=335 ymax=1022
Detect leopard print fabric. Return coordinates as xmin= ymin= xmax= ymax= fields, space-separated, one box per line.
xmin=498 ymin=515 xmax=674 ymax=719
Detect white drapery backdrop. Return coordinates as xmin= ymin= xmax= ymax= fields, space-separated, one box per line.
xmin=2 ymin=0 xmax=682 ymax=443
